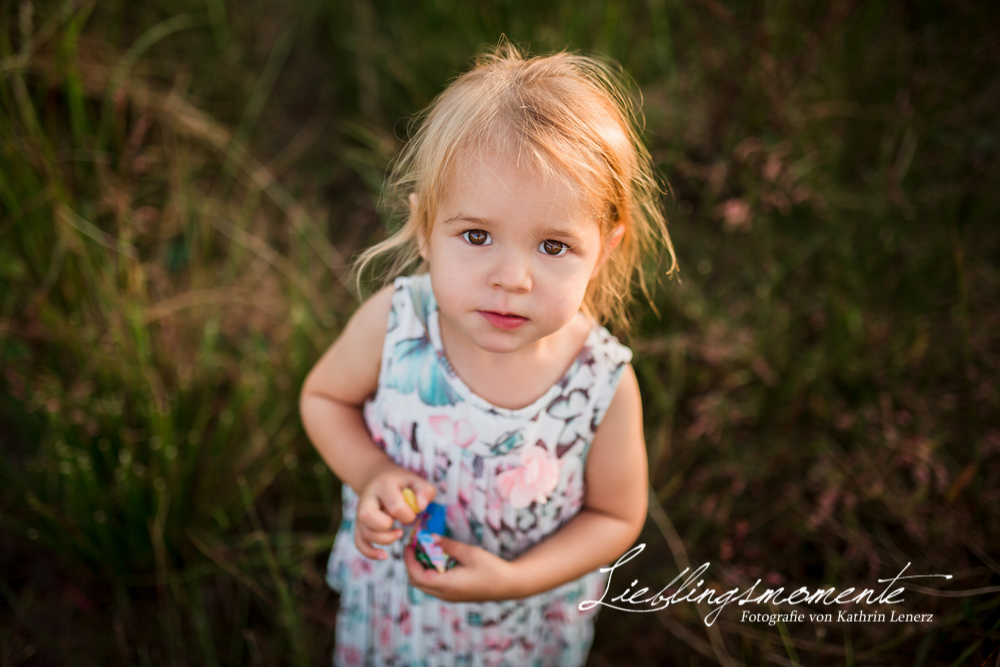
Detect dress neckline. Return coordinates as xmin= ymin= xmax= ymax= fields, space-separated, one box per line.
xmin=425 ymin=303 xmax=600 ymax=420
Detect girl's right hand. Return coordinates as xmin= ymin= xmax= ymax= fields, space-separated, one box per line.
xmin=354 ymin=461 xmax=436 ymax=560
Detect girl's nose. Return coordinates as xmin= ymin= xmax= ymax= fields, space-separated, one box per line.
xmin=489 ymin=249 xmax=532 ymax=293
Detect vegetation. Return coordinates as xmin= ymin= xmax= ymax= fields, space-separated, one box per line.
xmin=1 ymin=1 xmax=997 ymax=664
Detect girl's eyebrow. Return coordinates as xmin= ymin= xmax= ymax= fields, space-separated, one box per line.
xmin=443 ymin=213 xmax=495 ymax=226
xmin=538 ymin=225 xmax=586 ymax=242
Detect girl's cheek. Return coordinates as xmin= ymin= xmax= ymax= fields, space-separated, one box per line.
xmin=540 ymin=256 xmax=591 ymax=282
xmin=453 ymin=253 xmax=489 ymax=274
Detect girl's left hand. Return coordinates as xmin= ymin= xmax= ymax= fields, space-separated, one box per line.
xmin=404 ymin=536 xmax=518 ymax=603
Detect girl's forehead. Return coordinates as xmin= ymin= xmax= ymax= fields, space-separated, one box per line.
xmin=440 ymin=144 xmax=589 ymax=211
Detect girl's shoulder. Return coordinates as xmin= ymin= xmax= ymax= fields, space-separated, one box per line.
xmin=588 ymin=320 xmax=633 ymax=364
xmin=299 ymin=284 xmax=395 ymax=407
xmin=389 ymin=272 xmax=434 ymax=322
xmin=328 ymin=282 xmax=396 ymax=371
xmin=349 ymin=282 xmax=397 ymax=338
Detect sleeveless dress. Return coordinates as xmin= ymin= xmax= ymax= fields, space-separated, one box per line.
xmin=326 ymin=274 xmax=633 ymax=667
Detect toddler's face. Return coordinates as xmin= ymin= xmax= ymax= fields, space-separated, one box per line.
xmin=419 ymin=148 xmax=606 ymax=355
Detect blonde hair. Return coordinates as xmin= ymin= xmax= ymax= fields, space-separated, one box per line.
xmin=355 ymin=41 xmax=677 ymax=328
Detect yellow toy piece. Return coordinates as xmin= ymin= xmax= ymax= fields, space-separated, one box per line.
xmin=402 ymin=488 xmax=419 ymax=514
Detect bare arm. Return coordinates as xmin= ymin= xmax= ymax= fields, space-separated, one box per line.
xmin=300 ymin=285 xmax=392 ymax=492
xmin=408 ymin=364 xmax=648 ymax=600
xmin=299 ymin=285 xmax=436 ymax=558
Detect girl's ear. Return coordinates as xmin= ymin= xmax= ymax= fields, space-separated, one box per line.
xmin=607 ymin=223 xmax=625 ymax=252
xmin=411 ymin=193 xmax=429 ymax=261
xmin=592 ymin=224 xmax=625 ymax=279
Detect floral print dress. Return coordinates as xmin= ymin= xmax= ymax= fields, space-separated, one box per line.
xmin=326 ymin=274 xmax=633 ymax=667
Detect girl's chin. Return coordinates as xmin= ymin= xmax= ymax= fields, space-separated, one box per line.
xmin=458 ymin=324 xmax=544 ymax=354
xmin=467 ymin=331 xmax=534 ymax=354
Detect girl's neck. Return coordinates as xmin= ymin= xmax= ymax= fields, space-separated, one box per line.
xmin=437 ymin=310 xmax=593 ymax=410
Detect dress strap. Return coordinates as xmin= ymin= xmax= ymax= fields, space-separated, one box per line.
xmin=378 ymin=274 xmax=433 ymax=381
xmin=588 ymin=326 xmax=634 ymax=431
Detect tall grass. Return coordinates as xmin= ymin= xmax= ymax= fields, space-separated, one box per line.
xmin=1 ymin=1 xmax=344 ymax=662
xmin=1 ymin=1 xmax=998 ymax=665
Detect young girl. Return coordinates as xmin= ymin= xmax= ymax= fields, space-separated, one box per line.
xmin=300 ymin=43 xmax=676 ymax=666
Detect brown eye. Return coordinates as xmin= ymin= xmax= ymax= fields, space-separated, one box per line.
xmin=540 ymin=240 xmax=568 ymax=256
xmin=462 ymin=230 xmax=491 ymax=246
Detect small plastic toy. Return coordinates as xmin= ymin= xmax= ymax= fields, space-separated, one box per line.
xmin=402 ymin=488 xmax=419 ymax=513
xmin=402 ymin=489 xmax=457 ymax=573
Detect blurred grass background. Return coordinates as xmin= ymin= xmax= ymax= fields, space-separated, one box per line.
xmin=1 ymin=0 xmax=998 ymax=665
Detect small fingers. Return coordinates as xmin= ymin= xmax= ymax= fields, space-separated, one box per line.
xmin=411 ymin=478 xmax=437 ymax=510
xmin=359 ymin=523 xmax=404 ymax=546
xmin=434 ymin=536 xmax=468 ymax=565
xmin=357 ymin=495 xmax=394 ymax=532
xmin=382 ymin=491 xmax=418 ymax=525
xmin=405 ymin=546 xmax=468 ymax=602
xmin=354 ymin=528 xmax=388 ymax=560
xmin=404 ymin=544 xmax=439 ymax=588
xmin=385 ymin=477 xmax=437 ymax=524
xmin=355 ymin=523 xmax=405 ymax=561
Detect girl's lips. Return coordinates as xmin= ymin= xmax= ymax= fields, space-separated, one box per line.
xmin=479 ymin=311 xmax=528 ymax=330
